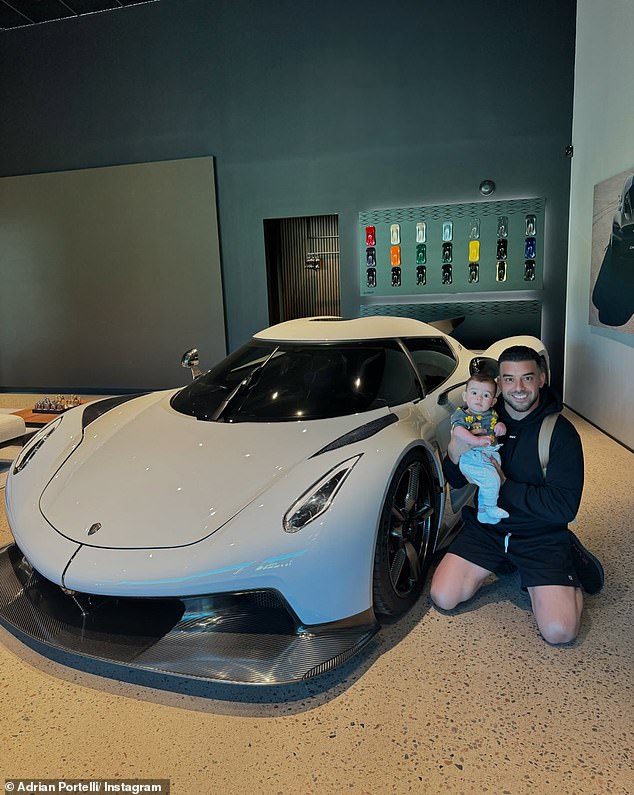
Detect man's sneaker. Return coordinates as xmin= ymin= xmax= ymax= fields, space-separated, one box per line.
xmin=570 ymin=531 xmax=604 ymax=594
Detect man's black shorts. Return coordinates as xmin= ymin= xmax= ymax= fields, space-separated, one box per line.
xmin=447 ymin=513 xmax=580 ymax=589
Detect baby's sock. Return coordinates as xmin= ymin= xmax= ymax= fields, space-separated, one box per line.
xmin=485 ymin=506 xmax=510 ymax=519
xmin=478 ymin=509 xmax=501 ymax=525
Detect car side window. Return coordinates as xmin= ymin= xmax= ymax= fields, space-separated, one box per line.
xmin=374 ymin=347 xmax=422 ymax=406
xmin=401 ymin=337 xmax=458 ymax=395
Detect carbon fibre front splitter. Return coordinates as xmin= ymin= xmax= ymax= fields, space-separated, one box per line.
xmin=0 ymin=545 xmax=379 ymax=684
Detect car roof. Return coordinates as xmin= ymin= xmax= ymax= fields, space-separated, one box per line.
xmin=253 ymin=316 xmax=444 ymax=342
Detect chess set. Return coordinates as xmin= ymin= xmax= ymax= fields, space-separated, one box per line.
xmin=33 ymin=395 xmax=82 ymax=414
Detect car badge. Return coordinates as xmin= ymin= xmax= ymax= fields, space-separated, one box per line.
xmin=86 ymin=522 xmax=102 ymax=536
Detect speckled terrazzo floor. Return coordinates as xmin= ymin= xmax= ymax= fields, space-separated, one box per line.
xmin=0 ymin=404 xmax=631 ymax=794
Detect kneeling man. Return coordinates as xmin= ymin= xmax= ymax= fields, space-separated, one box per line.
xmin=430 ymin=346 xmax=603 ymax=644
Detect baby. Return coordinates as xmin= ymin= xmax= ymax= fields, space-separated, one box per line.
xmin=451 ymin=374 xmax=509 ymax=525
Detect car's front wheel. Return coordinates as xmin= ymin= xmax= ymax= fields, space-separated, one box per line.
xmin=372 ymin=449 xmax=439 ymax=618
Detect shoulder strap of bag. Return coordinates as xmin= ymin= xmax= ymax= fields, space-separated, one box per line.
xmin=538 ymin=413 xmax=560 ymax=478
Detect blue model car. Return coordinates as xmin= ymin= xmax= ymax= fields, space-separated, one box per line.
xmin=524 ymin=237 xmax=537 ymax=259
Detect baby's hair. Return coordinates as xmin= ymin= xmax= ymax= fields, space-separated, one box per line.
xmin=466 ymin=373 xmax=497 ymax=391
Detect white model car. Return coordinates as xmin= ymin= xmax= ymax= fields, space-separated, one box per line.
xmin=0 ymin=317 xmax=547 ymax=684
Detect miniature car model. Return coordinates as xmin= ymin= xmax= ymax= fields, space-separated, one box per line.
xmin=524 ymin=237 xmax=536 ymax=259
xmin=0 ymin=317 xmax=547 ymax=684
xmin=497 ymin=238 xmax=508 ymax=260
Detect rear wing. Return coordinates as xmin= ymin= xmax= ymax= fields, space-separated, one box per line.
xmin=427 ymin=316 xmax=465 ymax=336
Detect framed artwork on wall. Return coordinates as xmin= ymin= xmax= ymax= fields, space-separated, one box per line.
xmin=589 ymin=167 xmax=634 ymax=332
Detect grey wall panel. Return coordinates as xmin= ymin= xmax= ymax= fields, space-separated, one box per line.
xmin=0 ymin=0 xmax=576 ymax=392
xmin=0 ymin=157 xmax=225 ymax=390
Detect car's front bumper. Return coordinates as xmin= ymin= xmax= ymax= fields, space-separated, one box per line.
xmin=0 ymin=544 xmax=378 ymax=685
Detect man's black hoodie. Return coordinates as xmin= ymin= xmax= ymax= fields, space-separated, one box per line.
xmin=444 ymin=385 xmax=584 ymax=535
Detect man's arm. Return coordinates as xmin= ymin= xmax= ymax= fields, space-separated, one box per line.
xmin=448 ymin=408 xmax=490 ymax=462
xmin=499 ymin=418 xmax=583 ymax=525
xmin=443 ymin=450 xmax=468 ymax=488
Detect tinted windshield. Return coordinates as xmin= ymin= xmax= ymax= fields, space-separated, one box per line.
xmin=170 ymin=340 xmax=421 ymax=422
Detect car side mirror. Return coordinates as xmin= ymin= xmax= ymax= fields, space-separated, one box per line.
xmin=181 ymin=348 xmax=202 ymax=380
xmin=469 ymin=356 xmax=498 ymax=378
xmin=437 ymin=380 xmax=467 ymax=406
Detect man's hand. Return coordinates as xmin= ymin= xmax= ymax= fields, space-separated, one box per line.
xmin=449 ymin=425 xmax=493 ymax=462
xmin=447 ymin=435 xmax=472 ymax=464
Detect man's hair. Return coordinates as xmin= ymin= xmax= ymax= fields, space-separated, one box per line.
xmin=498 ymin=345 xmax=546 ymax=372
xmin=466 ymin=373 xmax=497 ymax=391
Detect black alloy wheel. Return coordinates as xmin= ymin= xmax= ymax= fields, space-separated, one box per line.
xmin=372 ymin=450 xmax=438 ymax=618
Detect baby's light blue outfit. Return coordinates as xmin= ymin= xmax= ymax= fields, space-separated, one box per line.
xmin=451 ymin=407 xmax=509 ymax=525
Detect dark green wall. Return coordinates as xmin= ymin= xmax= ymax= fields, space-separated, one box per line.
xmin=0 ymin=0 xmax=576 ymax=386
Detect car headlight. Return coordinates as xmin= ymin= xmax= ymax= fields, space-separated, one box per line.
xmin=283 ymin=455 xmax=362 ymax=533
xmin=13 ymin=417 xmax=63 ymax=475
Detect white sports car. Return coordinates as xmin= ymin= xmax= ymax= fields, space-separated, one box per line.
xmin=0 ymin=317 xmax=547 ymax=684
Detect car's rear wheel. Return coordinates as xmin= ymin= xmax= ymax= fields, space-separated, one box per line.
xmin=372 ymin=449 xmax=439 ymax=618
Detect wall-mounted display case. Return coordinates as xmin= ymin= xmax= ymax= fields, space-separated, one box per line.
xmin=360 ymin=198 xmax=545 ymax=295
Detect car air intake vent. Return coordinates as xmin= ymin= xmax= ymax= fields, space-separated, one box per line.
xmin=309 ymin=317 xmax=344 ymax=322
xmin=251 ymin=591 xmax=289 ymax=610
xmin=312 ymin=413 xmax=398 ymax=456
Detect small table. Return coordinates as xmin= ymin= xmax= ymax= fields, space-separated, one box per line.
xmin=13 ymin=402 xmax=86 ymax=427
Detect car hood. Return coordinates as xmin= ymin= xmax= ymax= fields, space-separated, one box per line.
xmin=40 ymin=393 xmax=389 ymax=549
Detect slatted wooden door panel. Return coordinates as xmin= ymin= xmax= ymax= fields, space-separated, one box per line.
xmin=273 ymin=215 xmax=340 ymax=321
